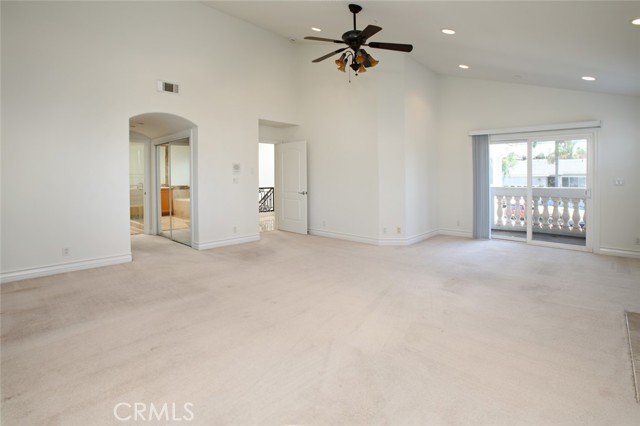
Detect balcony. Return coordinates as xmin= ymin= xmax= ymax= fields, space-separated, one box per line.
xmin=491 ymin=187 xmax=586 ymax=244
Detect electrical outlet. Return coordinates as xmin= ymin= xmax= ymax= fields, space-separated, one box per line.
xmin=233 ymin=226 xmax=237 ymax=233
xmin=456 ymin=220 xmax=460 ymax=227
xmin=614 ymin=178 xmax=625 ymax=186
xmin=636 ymin=237 xmax=640 ymax=245
xmin=322 ymin=220 xmax=326 ymax=227
xmin=62 ymin=247 xmax=70 ymax=257
xmin=397 ymin=227 xmax=402 ymax=234
xmin=383 ymin=227 xmax=387 ymax=234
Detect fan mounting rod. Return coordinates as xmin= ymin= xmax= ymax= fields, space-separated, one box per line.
xmin=349 ymin=4 xmax=362 ymax=30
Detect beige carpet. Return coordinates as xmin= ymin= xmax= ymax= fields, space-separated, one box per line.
xmin=2 ymin=233 xmax=640 ymax=425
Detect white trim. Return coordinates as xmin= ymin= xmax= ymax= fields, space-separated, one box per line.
xmin=0 ymin=254 xmax=132 ymax=284
xmin=404 ymin=230 xmax=440 ymax=245
xmin=470 ymin=120 xmax=601 ymax=136
xmin=193 ymin=234 xmax=260 ymax=250
xmin=309 ymin=229 xmax=441 ymax=246
xmin=596 ymin=247 xmax=640 ymax=259
xmin=259 ymin=138 xmax=282 ymax=145
xmin=439 ymin=228 xmax=474 ymax=239
xmin=309 ymin=229 xmax=379 ymax=245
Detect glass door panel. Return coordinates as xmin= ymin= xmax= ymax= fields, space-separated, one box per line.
xmin=531 ymin=139 xmax=587 ymax=246
xmin=489 ymin=136 xmax=590 ymax=249
xmin=169 ymin=141 xmax=191 ymax=246
xmin=489 ymin=141 xmax=528 ymax=241
xmin=156 ymin=139 xmax=191 ymax=246
xmin=157 ymin=143 xmax=173 ymax=240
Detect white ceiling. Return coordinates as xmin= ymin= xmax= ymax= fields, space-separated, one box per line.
xmin=203 ymin=1 xmax=640 ymax=96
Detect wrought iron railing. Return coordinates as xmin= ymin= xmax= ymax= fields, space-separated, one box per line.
xmin=259 ymin=187 xmax=274 ymax=213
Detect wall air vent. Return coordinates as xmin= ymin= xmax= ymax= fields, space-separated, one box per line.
xmin=157 ymin=80 xmax=179 ymax=94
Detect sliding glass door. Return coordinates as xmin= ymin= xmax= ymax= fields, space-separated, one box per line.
xmin=489 ymin=134 xmax=591 ymax=249
xmin=156 ymin=139 xmax=191 ymax=246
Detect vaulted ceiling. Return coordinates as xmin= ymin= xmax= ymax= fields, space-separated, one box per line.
xmin=204 ymin=1 xmax=640 ymax=96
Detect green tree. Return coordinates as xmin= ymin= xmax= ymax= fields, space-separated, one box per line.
xmin=547 ymin=140 xmax=580 ymax=164
xmin=502 ymin=152 xmax=518 ymax=177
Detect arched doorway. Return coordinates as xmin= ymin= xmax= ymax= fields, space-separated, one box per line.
xmin=129 ymin=113 xmax=197 ymax=247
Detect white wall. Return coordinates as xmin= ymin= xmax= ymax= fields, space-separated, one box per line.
xmin=404 ymin=57 xmax=440 ymax=241
xmin=293 ymin=43 xmax=440 ymax=245
xmin=438 ymin=76 xmax=640 ymax=253
xmin=293 ymin=43 xmax=381 ymax=242
xmin=1 ymin=1 xmax=299 ymax=279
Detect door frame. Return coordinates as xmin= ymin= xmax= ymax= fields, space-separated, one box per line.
xmin=489 ymin=128 xmax=597 ymax=252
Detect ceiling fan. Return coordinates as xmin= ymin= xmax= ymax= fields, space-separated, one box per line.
xmin=304 ymin=3 xmax=413 ymax=75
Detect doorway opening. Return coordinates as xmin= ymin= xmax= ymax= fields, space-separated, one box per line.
xmin=129 ymin=113 xmax=197 ymax=248
xmin=259 ymin=142 xmax=275 ymax=232
xmin=489 ymin=132 xmax=593 ymax=250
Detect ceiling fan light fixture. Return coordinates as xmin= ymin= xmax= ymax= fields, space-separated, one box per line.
xmin=336 ymin=54 xmax=347 ymax=72
xmin=304 ymin=4 xmax=413 ymax=78
xmin=632 ymin=18 xmax=640 ymax=25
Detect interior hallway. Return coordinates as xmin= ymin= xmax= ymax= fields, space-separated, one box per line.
xmin=1 ymin=232 xmax=639 ymax=425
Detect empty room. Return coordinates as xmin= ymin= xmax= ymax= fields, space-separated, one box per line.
xmin=1 ymin=1 xmax=640 ymax=425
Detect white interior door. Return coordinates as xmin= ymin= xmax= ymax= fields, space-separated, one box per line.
xmin=276 ymin=141 xmax=308 ymax=234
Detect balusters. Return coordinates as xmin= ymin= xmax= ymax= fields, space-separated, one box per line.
xmin=509 ymin=196 xmax=516 ymax=226
xmin=541 ymin=197 xmax=551 ymax=229
xmin=496 ymin=195 xmax=504 ymax=226
xmin=569 ymin=198 xmax=578 ymax=231
xmin=532 ymin=197 xmax=540 ymax=228
xmin=560 ymin=198 xmax=571 ymax=231
xmin=518 ymin=196 xmax=526 ymax=227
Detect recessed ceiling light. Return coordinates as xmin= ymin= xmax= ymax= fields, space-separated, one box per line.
xmin=459 ymin=64 xmax=469 ymax=69
xmin=582 ymin=76 xmax=596 ymax=81
xmin=311 ymin=27 xmax=322 ymax=32
xmin=441 ymin=28 xmax=456 ymax=35
xmin=632 ymin=18 xmax=640 ymax=25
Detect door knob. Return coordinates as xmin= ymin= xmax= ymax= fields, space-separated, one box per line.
xmin=298 ymin=191 xmax=308 ymax=195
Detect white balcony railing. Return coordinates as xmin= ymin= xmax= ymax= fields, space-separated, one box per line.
xmin=491 ymin=187 xmax=586 ymax=238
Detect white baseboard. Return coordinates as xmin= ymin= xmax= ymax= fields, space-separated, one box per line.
xmin=309 ymin=229 xmax=379 ymax=245
xmin=596 ymin=247 xmax=640 ymax=259
xmin=438 ymin=228 xmax=473 ymax=239
xmin=309 ymin=228 xmax=440 ymax=246
xmin=193 ymin=234 xmax=260 ymax=250
xmin=0 ymin=253 xmax=132 ymax=284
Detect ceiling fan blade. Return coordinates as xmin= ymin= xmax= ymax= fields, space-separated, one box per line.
xmin=359 ymin=25 xmax=382 ymax=40
xmin=304 ymin=36 xmax=345 ymax=44
xmin=312 ymin=47 xmax=347 ymax=63
xmin=367 ymin=42 xmax=413 ymax=52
